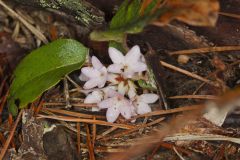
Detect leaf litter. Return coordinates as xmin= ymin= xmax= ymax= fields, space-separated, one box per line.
xmin=0 ymin=0 xmax=240 ymax=159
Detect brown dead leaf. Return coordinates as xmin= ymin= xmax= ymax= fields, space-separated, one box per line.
xmin=157 ymin=0 xmax=219 ymax=26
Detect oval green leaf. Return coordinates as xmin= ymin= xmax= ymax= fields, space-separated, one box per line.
xmin=8 ymin=39 xmax=88 ymax=115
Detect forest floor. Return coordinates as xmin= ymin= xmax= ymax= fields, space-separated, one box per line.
xmin=0 ymin=0 xmax=240 ymax=159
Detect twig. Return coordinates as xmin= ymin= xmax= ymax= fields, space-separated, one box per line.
xmin=85 ymin=124 xmax=95 ymax=160
xmin=96 ymin=127 xmax=118 ymax=140
xmin=131 ymin=105 xmax=202 ymax=120
xmin=64 ymin=78 xmax=71 ymax=109
xmin=66 ymin=76 xmax=83 ymax=91
xmin=159 ymin=142 xmax=192 ymax=156
xmin=81 ymin=146 xmax=127 ymax=153
xmin=101 ymin=117 xmax=165 ymax=141
xmin=0 ymin=89 xmax=9 ymax=123
xmin=160 ymin=61 xmax=219 ymax=87
xmin=44 ymin=102 xmax=97 ymax=108
xmin=164 ymin=134 xmax=240 ymax=144
xmin=7 ymin=114 xmax=16 ymax=149
xmin=169 ymin=95 xmax=218 ymax=100
xmin=92 ymin=116 xmax=96 ymax=147
xmin=0 ymin=0 xmax=48 ymax=44
xmin=139 ymin=117 xmax=148 ymax=134
xmin=0 ymin=77 xmax=7 ymax=96
xmin=219 ymin=12 xmax=240 ymax=19
xmin=147 ymin=143 xmax=161 ymax=160
xmin=0 ymin=132 xmax=6 ymax=146
xmin=42 ymin=108 xmax=105 ymax=119
xmin=169 ymin=46 xmax=240 ymax=55
xmin=37 ymin=114 xmax=134 ymax=129
xmin=173 ymin=146 xmax=186 ymax=160
xmin=34 ymin=100 xmax=44 ymax=115
xmin=77 ymin=123 xmax=81 ymax=155
xmin=0 ymin=110 xmax=23 ymax=159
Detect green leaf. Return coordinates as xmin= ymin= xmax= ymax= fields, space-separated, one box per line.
xmin=8 ymin=39 xmax=88 ymax=115
xmin=90 ymin=0 xmax=161 ymax=42
xmin=138 ymin=80 xmax=157 ymax=91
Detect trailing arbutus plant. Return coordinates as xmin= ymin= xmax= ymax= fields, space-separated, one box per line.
xmin=8 ymin=0 xmax=219 ymax=125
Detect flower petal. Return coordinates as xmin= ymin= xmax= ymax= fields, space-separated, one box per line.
xmin=98 ymin=98 xmax=115 ymax=109
xmin=83 ymin=79 xmax=99 ymax=89
xmin=84 ymin=91 xmax=103 ymax=103
xmin=103 ymin=88 xmax=118 ymax=98
xmin=97 ymin=76 xmax=107 ymax=88
xmin=91 ymin=56 xmax=103 ymax=69
xmin=119 ymin=102 xmax=132 ymax=119
xmin=81 ymin=67 xmax=100 ymax=78
xmin=106 ymin=106 xmax=120 ymax=122
xmin=107 ymin=64 xmax=123 ymax=74
xmin=139 ymin=94 xmax=159 ymax=104
xmin=108 ymin=47 xmax=124 ymax=64
xmin=130 ymin=62 xmax=147 ymax=73
xmin=92 ymin=107 xmax=100 ymax=112
xmin=127 ymin=81 xmax=136 ymax=99
xmin=107 ymin=74 xmax=118 ymax=84
xmin=118 ymin=81 xmax=128 ymax=95
xmin=136 ymin=102 xmax=152 ymax=114
xmin=79 ymin=73 xmax=89 ymax=81
xmin=125 ymin=45 xmax=141 ymax=63
xmin=123 ymin=70 xmax=135 ymax=78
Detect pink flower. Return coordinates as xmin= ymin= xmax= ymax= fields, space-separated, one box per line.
xmin=133 ymin=94 xmax=159 ymax=114
xmin=80 ymin=56 xmax=108 ymax=89
xmin=84 ymin=86 xmax=117 ymax=111
xmin=107 ymin=45 xmax=147 ymax=78
xmin=98 ymin=90 xmax=135 ymax=122
xmin=107 ymin=74 xmax=137 ymax=99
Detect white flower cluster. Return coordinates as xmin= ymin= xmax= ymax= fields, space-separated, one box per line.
xmin=80 ymin=45 xmax=159 ymax=122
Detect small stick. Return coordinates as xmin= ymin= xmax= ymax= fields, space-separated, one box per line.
xmin=7 ymin=114 xmax=16 ymax=149
xmin=0 ymin=77 xmax=7 ymax=96
xmin=44 ymin=102 xmax=97 ymax=108
xmin=160 ymin=61 xmax=219 ymax=87
xmin=34 ymin=100 xmax=44 ymax=115
xmin=169 ymin=46 xmax=240 ymax=55
xmin=219 ymin=12 xmax=240 ymax=19
xmin=0 ymin=0 xmax=48 ymax=44
xmin=92 ymin=116 xmax=96 ymax=147
xmin=0 ymin=89 xmax=9 ymax=124
xmin=101 ymin=117 xmax=165 ymax=141
xmin=85 ymin=124 xmax=95 ymax=160
xmin=96 ymin=127 xmax=118 ymax=140
xmin=64 ymin=78 xmax=71 ymax=109
xmin=42 ymin=108 xmax=105 ymax=119
xmin=77 ymin=123 xmax=81 ymax=155
xmin=159 ymin=142 xmax=192 ymax=156
xmin=66 ymin=76 xmax=83 ymax=91
xmin=169 ymin=95 xmax=218 ymax=100
xmin=0 ymin=132 xmax=6 ymax=146
xmin=147 ymin=143 xmax=161 ymax=160
xmin=173 ymin=146 xmax=186 ymax=160
xmin=138 ymin=117 xmax=148 ymax=134
xmin=164 ymin=134 xmax=240 ymax=144
xmin=131 ymin=104 xmax=202 ymax=120
xmin=0 ymin=110 xmax=23 ymax=159
xmin=37 ymin=114 xmax=134 ymax=129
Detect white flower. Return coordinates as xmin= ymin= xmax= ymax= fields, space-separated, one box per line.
xmin=80 ymin=56 xmax=108 ymax=89
xmin=84 ymin=90 xmax=103 ymax=111
xmin=98 ymin=90 xmax=135 ymax=122
xmin=108 ymin=74 xmax=137 ymax=99
xmin=84 ymin=86 xmax=117 ymax=111
xmin=133 ymin=94 xmax=159 ymax=115
xmin=107 ymin=45 xmax=147 ymax=78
